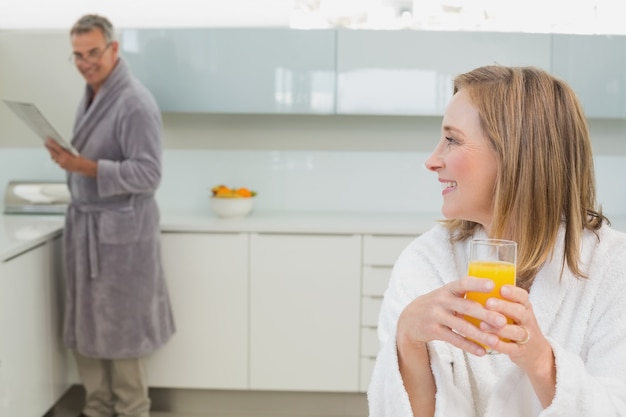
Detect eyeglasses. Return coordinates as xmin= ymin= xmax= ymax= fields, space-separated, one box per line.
xmin=69 ymin=42 xmax=112 ymax=65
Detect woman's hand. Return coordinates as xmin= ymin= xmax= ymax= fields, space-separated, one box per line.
xmin=480 ymin=286 xmax=550 ymax=361
xmin=397 ymin=276 xmax=509 ymax=356
xmin=398 ymin=280 xmax=556 ymax=408
xmin=481 ymin=285 xmax=557 ymax=407
xmin=396 ymin=276 xmax=509 ymax=416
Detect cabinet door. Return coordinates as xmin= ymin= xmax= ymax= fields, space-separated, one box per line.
xmin=337 ymin=30 xmax=551 ymax=115
xmin=147 ymin=232 xmax=248 ymax=389
xmin=249 ymin=233 xmax=361 ymax=392
xmin=552 ymin=34 xmax=626 ymax=118
xmin=122 ymin=28 xmax=336 ymax=114
xmin=0 ymin=241 xmax=63 ymax=417
xmin=47 ymin=236 xmax=76 ymax=397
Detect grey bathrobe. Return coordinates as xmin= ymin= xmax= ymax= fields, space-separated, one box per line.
xmin=63 ymin=58 xmax=175 ymax=359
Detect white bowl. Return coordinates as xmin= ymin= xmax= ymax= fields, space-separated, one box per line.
xmin=210 ymin=197 xmax=254 ymax=218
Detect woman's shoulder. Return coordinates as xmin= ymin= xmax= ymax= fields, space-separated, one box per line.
xmin=584 ymin=223 xmax=626 ymax=280
xmin=592 ymin=223 xmax=626 ymax=251
xmin=396 ymin=223 xmax=467 ymax=269
xmin=405 ymin=222 xmax=451 ymax=251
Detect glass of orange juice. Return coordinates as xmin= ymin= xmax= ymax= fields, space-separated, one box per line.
xmin=464 ymin=238 xmax=517 ymax=354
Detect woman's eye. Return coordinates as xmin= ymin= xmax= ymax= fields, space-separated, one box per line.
xmin=445 ymin=136 xmax=457 ymax=145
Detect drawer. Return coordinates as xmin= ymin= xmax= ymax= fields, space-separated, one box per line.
xmin=361 ymin=296 xmax=383 ymax=327
xmin=361 ymin=326 xmax=379 ymax=357
xmin=363 ymin=235 xmax=416 ymax=266
xmin=360 ymin=357 xmax=376 ymax=392
xmin=362 ymin=265 xmax=392 ymax=296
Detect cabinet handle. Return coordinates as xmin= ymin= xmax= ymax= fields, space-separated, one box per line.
xmin=365 ymin=295 xmax=384 ymax=300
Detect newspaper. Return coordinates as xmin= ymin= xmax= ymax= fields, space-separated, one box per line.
xmin=2 ymin=98 xmax=79 ymax=156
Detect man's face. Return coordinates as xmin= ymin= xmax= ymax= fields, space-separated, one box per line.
xmin=70 ymin=28 xmax=118 ymax=93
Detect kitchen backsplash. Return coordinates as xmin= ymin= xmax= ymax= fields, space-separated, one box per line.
xmin=1 ymin=148 xmax=626 ymax=218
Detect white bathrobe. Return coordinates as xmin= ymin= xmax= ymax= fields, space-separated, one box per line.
xmin=368 ymin=222 xmax=626 ymax=417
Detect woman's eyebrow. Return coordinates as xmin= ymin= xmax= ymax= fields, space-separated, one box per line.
xmin=442 ymin=124 xmax=462 ymax=135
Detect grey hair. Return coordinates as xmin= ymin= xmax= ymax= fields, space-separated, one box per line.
xmin=70 ymin=14 xmax=115 ymax=43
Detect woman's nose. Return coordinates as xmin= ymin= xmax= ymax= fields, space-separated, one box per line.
xmin=425 ymin=152 xmax=442 ymax=172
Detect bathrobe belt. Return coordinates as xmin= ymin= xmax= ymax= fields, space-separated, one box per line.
xmin=69 ymin=198 xmax=138 ymax=279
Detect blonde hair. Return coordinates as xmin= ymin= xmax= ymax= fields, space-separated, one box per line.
xmin=445 ymin=65 xmax=607 ymax=289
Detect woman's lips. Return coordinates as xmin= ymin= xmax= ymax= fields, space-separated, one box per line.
xmin=441 ymin=180 xmax=457 ymax=195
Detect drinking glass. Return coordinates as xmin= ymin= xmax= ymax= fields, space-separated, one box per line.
xmin=464 ymin=238 xmax=517 ymax=354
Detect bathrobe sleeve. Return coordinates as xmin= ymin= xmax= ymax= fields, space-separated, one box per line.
xmin=97 ymin=91 xmax=162 ymax=198
xmin=537 ymin=227 xmax=626 ymax=417
xmin=367 ymin=225 xmax=475 ymax=417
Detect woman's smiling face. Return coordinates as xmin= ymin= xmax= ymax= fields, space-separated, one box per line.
xmin=425 ymin=89 xmax=499 ymax=232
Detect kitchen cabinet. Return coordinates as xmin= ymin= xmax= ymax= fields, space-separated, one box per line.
xmin=143 ymin=226 xmax=420 ymax=393
xmin=146 ymin=232 xmax=248 ymax=389
xmin=336 ymin=30 xmax=552 ymax=115
xmin=551 ymin=34 xmax=626 ymax=119
xmin=249 ymin=233 xmax=361 ymax=391
xmin=119 ymin=27 xmax=626 ymax=118
xmin=0 ymin=236 xmax=72 ymax=417
xmin=122 ymin=28 xmax=336 ymax=114
xmin=359 ymin=234 xmax=416 ymax=391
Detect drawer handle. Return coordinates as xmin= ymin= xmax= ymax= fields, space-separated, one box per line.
xmin=364 ymin=295 xmax=384 ymax=300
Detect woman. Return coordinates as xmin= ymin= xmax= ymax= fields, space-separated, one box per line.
xmin=368 ymin=66 xmax=626 ymax=416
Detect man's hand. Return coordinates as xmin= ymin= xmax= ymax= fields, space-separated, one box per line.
xmin=45 ymin=138 xmax=97 ymax=177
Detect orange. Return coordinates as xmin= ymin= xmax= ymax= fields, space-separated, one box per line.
xmin=215 ymin=188 xmax=235 ymax=198
xmin=235 ymin=187 xmax=252 ymax=198
xmin=212 ymin=185 xmax=256 ymax=198
xmin=212 ymin=185 xmax=231 ymax=197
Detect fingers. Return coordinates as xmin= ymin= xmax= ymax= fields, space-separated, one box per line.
xmin=450 ymin=276 xmax=495 ymax=297
xmin=45 ymin=138 xmax=61 ymax=152
xmin=46 ymin=140 xmax=76 ymax=168
xmin=477 ymin=285 xmax=545 ymax=360
xmin=448 ymin=277 xmax=508 ymax=329
xmin=500 ymin=284 xmax=530 ymax=307
xmin=442 ymin=325 xmax=493 ymax=356
xmin=49 ymin=150 xmax=62 ymax=165
xmin=441 ymin=279 xmax=510 ymax=352
xmin=517 ymin=326 xmax=531 ymax=345
xmin=443 ymin=315 xmax=500 ymax=355
xmin=400 ymin=277 xmax=520 ymax=357
xmin=414 ymin=309 xmax=495 ymax=356
xmin=484 ymin=286 xmax=529 ymax=324
xmin=480 ymin=321 xmax=531 ymax=344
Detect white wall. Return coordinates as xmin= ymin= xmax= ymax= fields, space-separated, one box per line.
xmin=0 ymin=1 xmax=291 ymax=30
xmin=0 ymin=30 xmax=83 ymax=146
xmin=2 ymin=30 xmax=626 ymax=217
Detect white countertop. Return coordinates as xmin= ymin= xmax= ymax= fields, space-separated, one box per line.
xmin=3 ymin=210 xmax=626 ymax=262
xmin=160 ymin=210 xmax=442 ymax=235
xmin=0 ymin=210 xmax=440 ymax=262
xmin=0 ymin=214 xmax=65 ymax=262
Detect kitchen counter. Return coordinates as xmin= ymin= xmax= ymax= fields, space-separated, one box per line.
xmin=0 ymin=214 xmax=64 ymax=262
xmin=160 ymin=210 xmax=442 ymax=235
xmin=3 ymin=210 xmax=626 ymax=262
xmin=0 ymin=210 xmax=439 ymax=262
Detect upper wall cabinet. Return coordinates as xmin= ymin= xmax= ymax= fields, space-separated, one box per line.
xmin=119 ymin=28 xmax=626 ymax=118
xmin=336 ymin=30 xmax=551 ymax=115
xmin=551 ymin=34 xmax=626 ymax=119
xmin=121 ymin=28 xmax=336 ymax=114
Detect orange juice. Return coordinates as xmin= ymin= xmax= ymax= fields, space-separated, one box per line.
xmin=464 ymin=260 xmax=516 ymax=346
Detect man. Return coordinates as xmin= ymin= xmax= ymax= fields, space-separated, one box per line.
xmin=45 ymin=14 xmax=175 ymax=417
